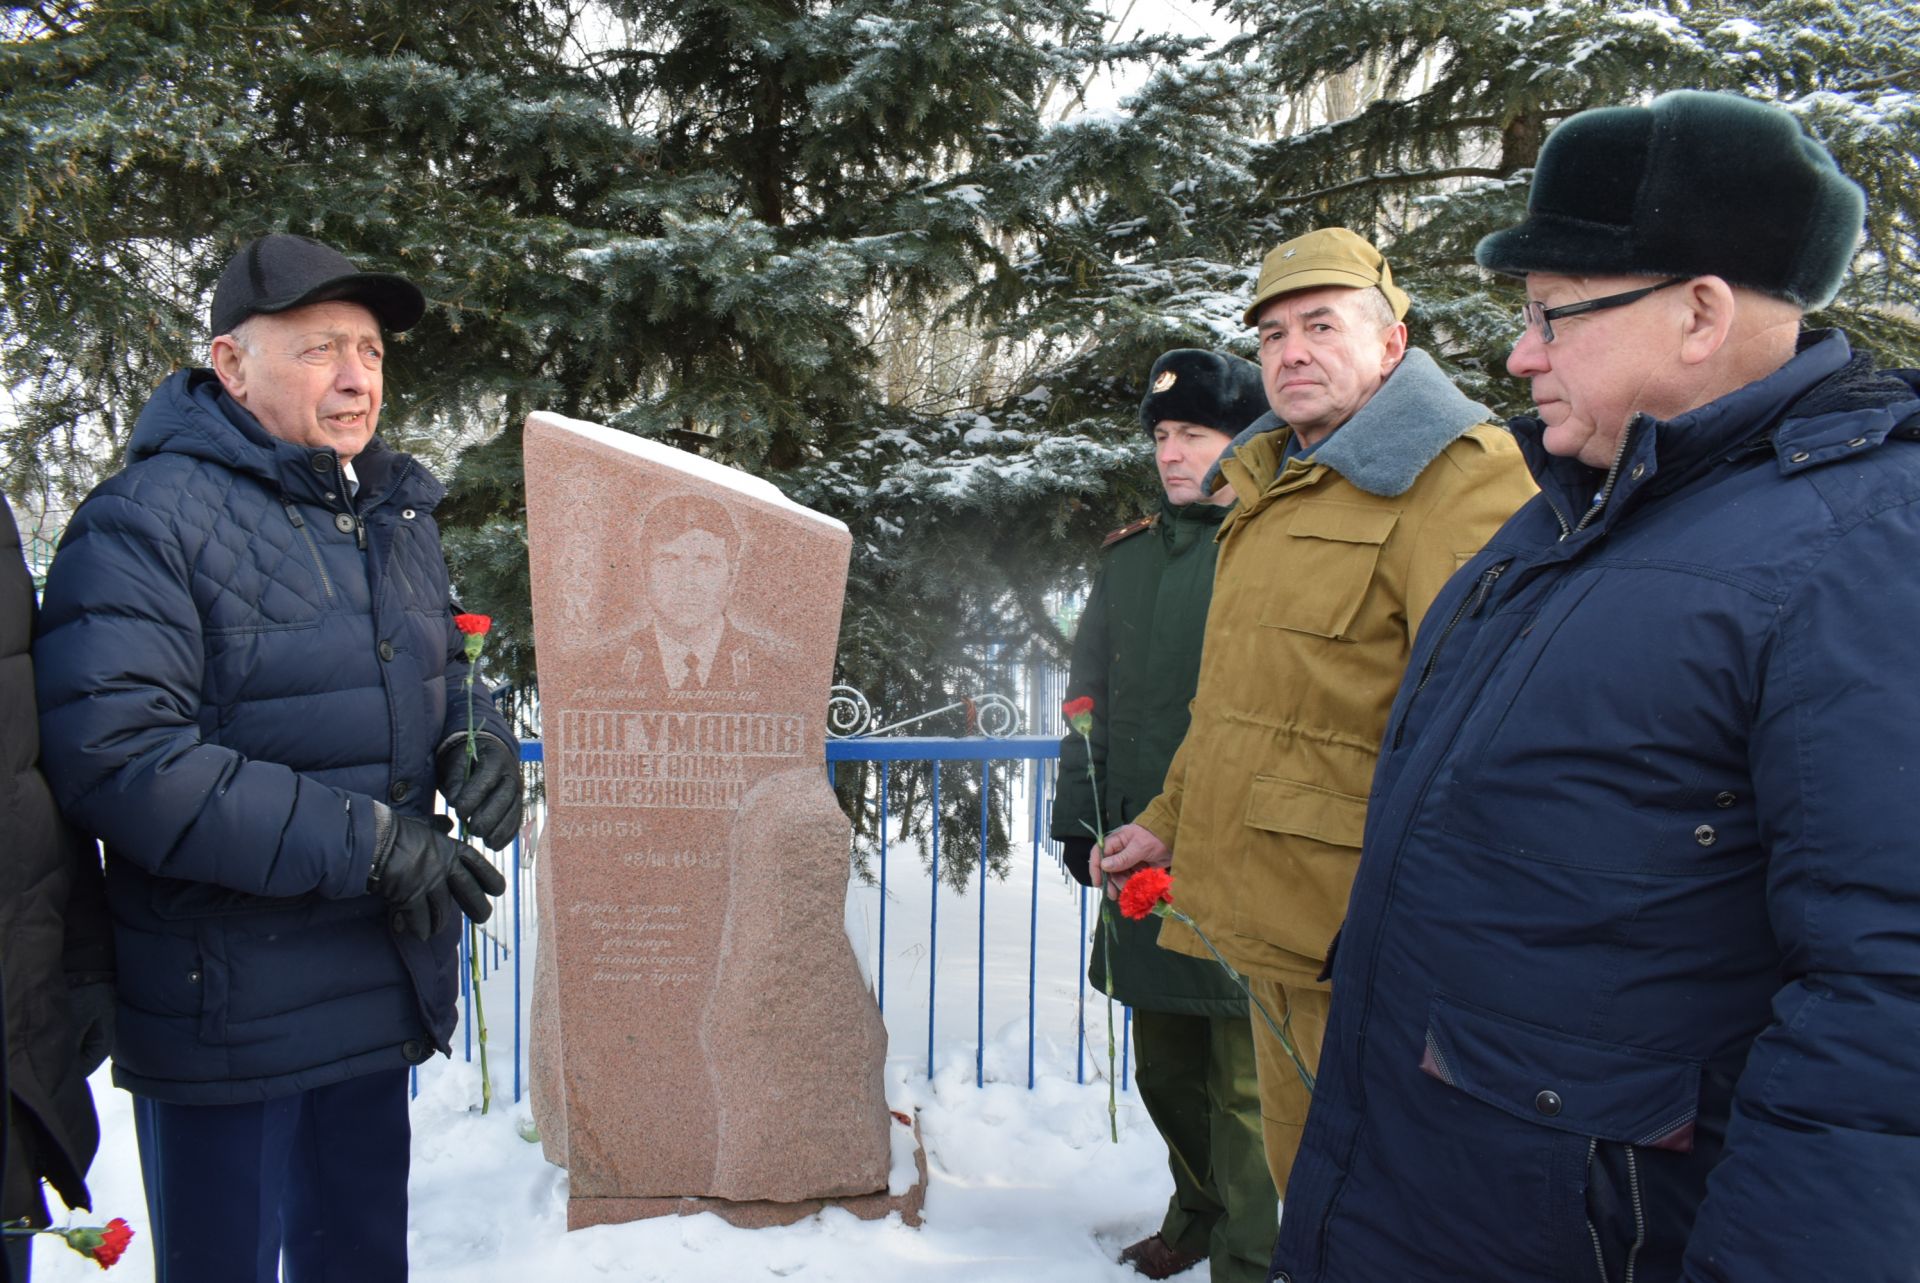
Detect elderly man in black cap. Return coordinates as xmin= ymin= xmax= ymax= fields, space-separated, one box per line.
xmin=1271 ymin=91 xmax=1920 ymax=1283
xmin=34 ymin=234 xmax=521 ymax=1282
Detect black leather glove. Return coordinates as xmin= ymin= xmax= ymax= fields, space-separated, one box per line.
xmin=368 ymin=810 xmax=507 ymax=942
xmin=436 ymin=732 xmax=523 ymax=850
xmin=67 ymin=980 xmax=116 ymax=1077
xmin=1059 ymin=836 xmax=1095 ymax=888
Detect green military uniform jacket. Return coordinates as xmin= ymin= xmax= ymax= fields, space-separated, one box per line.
xmin=1052 ymin=496 xmax=1245 ymax=1015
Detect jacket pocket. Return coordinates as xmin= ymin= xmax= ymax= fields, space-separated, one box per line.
xmin=1421 ymin=995 xmax=1703 ymax=1283
xmin=1229 ymin=775 xmax=1367 ymax=962
xmin=1419 ymin=993 xmax=1701 ymax=1151
xmin=1245 ymin=774 xmax=1367 ymax=848
xmin=1259 ymin=500 xmax=1397 ymax=640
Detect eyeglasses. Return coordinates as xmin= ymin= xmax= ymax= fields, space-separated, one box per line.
xmin=1518 ymin=278 xmax=1689 ymax=343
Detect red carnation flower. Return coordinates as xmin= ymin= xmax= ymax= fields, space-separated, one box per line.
xmin=1118 ymin=867 xmax=1174 ymax=921
xmin=92 ymin=1218 xmax=133 ymax=1269
xmin=53 ymin=1217 xmax=134 ymax=1270
xmin=454 ymin=613 xmax=492 ymax=636
xmin=1062 ymin=695 xmax=1095 ymax=735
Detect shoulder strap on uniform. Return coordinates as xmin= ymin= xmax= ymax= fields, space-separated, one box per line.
xmin=1101 ymin=513 xmax=1157 ymax=548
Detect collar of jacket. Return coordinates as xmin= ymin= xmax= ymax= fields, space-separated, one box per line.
xmin=1157 ymin=492 xmax=1231 ymax=548
xmin=1509 ymin=329 xmax=1868 ymax=531
xmin=125 ymin=368 xmax=440 ymax=511
xmin=1203 ymin=347 xmax=1494 ymax=500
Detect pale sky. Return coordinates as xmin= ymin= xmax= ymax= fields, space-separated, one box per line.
xmin=1075 ymin=0 xmax=1237 ymax=112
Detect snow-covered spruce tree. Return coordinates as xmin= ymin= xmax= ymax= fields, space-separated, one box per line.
xmin=896 ymin=1 xmax=1917 ymax=870
xmin=437 ymin=2 xmax=1190 ymax=875
xmin=0 ymin=0 xmax=648 ymax=718
xmin=0 ymin=1 xmax=642 ymax=487
xmin=996 ymin=0 xmax=1920 ymax=435
xmin=1 ymin=1 xmax=1184 ymax=874
xmin=941 ymin=48 xmax=1280 ymax=519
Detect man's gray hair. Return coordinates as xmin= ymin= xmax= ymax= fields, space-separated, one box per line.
xmin=1354 ymin=286 xmax=1400 ymax=332
xmin=225 ymin=314 xmax=262 ymax=353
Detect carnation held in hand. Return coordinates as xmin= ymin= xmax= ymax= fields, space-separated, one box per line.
xmin=1118 ymin=867 xmax=1175 ymax=920
xmin=451 ymin=608 xmax=500 ymax=1113
xmin=1063 ymin=694 xmax=1094 ymax=736
xmin=1111 ymin=868 xmax=1317 ymax=1094
xmin=453 ymin=611 xmax=491 ymax=657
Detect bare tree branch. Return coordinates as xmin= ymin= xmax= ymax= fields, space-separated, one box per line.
xmin=1268 ymin=166 xmax=1506 ymax=207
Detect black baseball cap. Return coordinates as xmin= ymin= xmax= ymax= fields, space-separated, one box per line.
xmin=210 ymin=233 xmax=426 ymax=337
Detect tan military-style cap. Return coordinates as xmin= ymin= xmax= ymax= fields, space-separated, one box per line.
xmin=1242 ymin=227 xmax=1411 ymax=326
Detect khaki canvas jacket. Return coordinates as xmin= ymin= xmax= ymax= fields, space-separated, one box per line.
xmin=1135 ymin=349 xmax=1537 ymax=985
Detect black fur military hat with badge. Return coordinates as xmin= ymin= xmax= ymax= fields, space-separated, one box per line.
xmin=1138 ymin=349 xmax=1268 ymax=436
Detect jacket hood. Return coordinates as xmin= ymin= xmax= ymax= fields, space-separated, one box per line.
xmin=1203 ymin=348 xmax=1494 ymax=498
xmin=128 ymin=369 xmax=285 ymax=478
xmin=125 ymin=369 xmax=440 ymax=510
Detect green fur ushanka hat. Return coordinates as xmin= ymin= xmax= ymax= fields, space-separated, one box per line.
xmin=1477 ymin=90 xmax=1866 ymax=308
xmin=1138 ymin=349 xmax=1269 ymax=436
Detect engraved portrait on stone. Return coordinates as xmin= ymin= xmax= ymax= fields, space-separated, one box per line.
xmin=617 ymin=491 xmax=781 ymax=692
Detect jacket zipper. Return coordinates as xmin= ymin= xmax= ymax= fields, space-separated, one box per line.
xmin=1391 ymin=559 xmax=1508 ymax=748
xmin=284 ymin=502 xmax=334 ymax=601
xmin=1551 ymin=417 xmax=1641 ymax=541
xmin=1584 ymin=1139 xmax=1647 ymax=1283
xmin=1623 ymin=1144 xmax=1645 ymax=1283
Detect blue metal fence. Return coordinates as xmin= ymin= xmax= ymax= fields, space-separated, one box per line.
xmin=824 ymin=735 xmax=1059 ymax=1087
xmin=437 ymin=734 xmax=1122 ymax=1105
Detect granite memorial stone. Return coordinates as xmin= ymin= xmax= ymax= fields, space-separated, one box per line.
xmin=523 ymin=413 xmax=915 ymax=1228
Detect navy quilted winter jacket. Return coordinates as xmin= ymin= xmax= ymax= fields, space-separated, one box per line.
xmin=34 ymin=368 xmax=513 ymax=1104
xmin=1273 ymin=332 xmax=1920 ymax=1283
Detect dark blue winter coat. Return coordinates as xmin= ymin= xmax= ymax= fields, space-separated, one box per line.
xmin=33 ymin=369 xmax=513 ymax=1104
xmin=1273 ymin=332 xmax=1920 ymax=1283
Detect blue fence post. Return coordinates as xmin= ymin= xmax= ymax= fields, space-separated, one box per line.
xmin=460 ymin=921 xmax=472 ymax=1063
xmin=1027 ymin=760 xmax=1041 ymax=1091
xmin=976 ymin=760 xmax=988 ymax=1089
xmin=928 ymin=762 xmax=941 ymax=1080
xmin=879 ymin=761 xmax=890 ymax=1016
xmin=516 ymin=741 xmax=541 ymax=1105
xmin=513 ymin=827 xmax=524 ymax=1104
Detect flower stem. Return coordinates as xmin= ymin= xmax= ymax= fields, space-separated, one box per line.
xmin=1073 ymin=723 xmax=1125 ymax=1143
xmin=1104 ymin=982 xmax=1118 ymax=1143
xmin=1099 ymin=899 xmax=1123 ymax=1142
xmin=1166 ymin=907 xmax=1314 ymax=1093
xmin=460 ymin=667 xmax=491 ymax=1115
xmin=469 ymin=919 xmax=492 ymax=1115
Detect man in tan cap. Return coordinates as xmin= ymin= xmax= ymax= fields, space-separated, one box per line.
xmin=1094 ymin=227 xmax=1536 ymax=1195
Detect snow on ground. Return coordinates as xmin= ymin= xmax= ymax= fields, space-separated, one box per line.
xmin=32 ymin=778 xmax=1205 ymax=1281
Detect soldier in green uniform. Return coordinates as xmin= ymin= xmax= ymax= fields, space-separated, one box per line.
xmin=1053 ymin=349 xmax=1274 ymax=1282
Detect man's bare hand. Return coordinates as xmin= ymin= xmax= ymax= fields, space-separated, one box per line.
xmin=1093 ymin=823 xmax=1170 ymax=900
